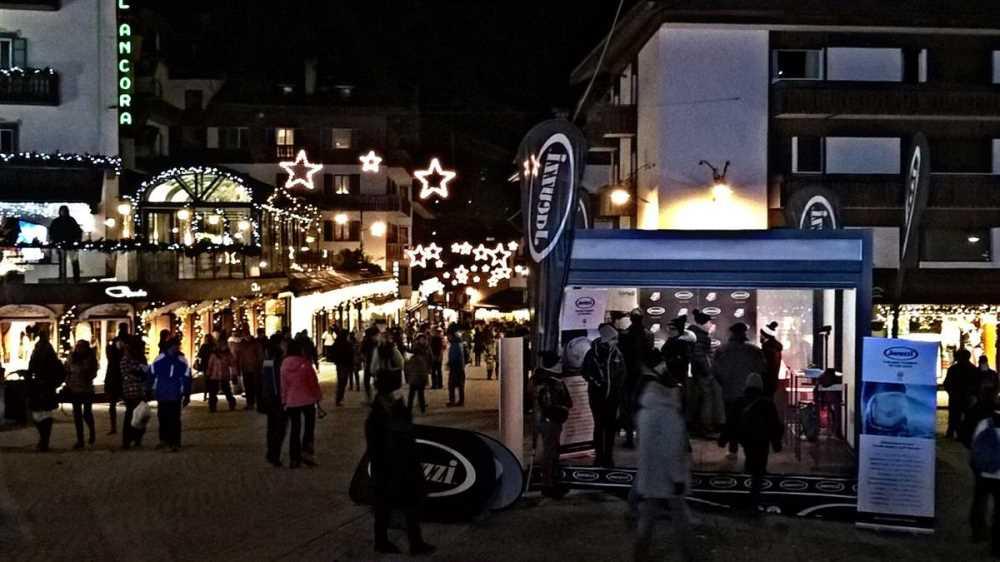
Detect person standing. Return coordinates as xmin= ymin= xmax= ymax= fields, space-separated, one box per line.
xmin=732 ymin=373 xmax=784 ymax=513
xmin=26 ymin=328 xmax=63 ymax=452
xmin=978 ymin=355 xmax=999 ymax=400
xmin=333 ymin=328 xmax=356 ymax=407
xmin=473 ymin=327 xmax=486 ymax=367
xmin=632 ymin=359 xmax=694 ymax=562
xmin=429 ymin=327 xmax=445 ymax=390
xmin=619 ymin=309 xmax=652 ymax=449
xmin=195 ymin=332 xmax=216 ymax=402
xmin=206 ymin=341 xmax=238 ymax=412
xmin=148 ymin=337 xmax=191 ymax=451
xmin=322 ymin=327 xmax=336 ymax=363
xmin=759 ymin=321 xmax=783 ymax=397
xmin=280 ymin=342 xmax=322 ymax=468
xmin=371 ymin=331 xmax=405 ymax=393
xmin=715 ymin=323 xmax=767 ymax=460
xmin=945 ymin=348 xmax=979 ymax=439
xmin=404 ymin=333 xmax=432 ymax=415
xmin=261 ymin=334 xmax=287 ymax=467
xmin=687 ymin=309 xmax=719 ymax=435
xmin=969 ymin=399 xmax=1000 ymax=554
xmin=120 ymin=336 xmax=149 ymax=449
xmin=237 ymin=330 xmax=264 ymax=412
xmin=64 ymin=339 xmax=98 ymax=449
xmin=49 ymin=204 xmax=83 ymax=282
xmin=350 ymin=331 xmax=363 ymax=391
xmin=361 ymin=327 xmax=380 ymax=402
xmin=446 ymin=328 xmax=467 ymax=407
xmin=661 ymin=315 xmax=695 ymax=398
xmin=366 ymin=375 xmax=436 ymax=556
xmin=582 ymin=323 xmax=627 ymax=468
xmin=484 ymin=331 xmax=498 ymax=381
xmin=530 ymin=351 xmax=572 ymax=498
xmin=105 ymin=322 xmax=129 ymax=435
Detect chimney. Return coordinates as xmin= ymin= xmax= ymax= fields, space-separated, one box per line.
xmin=304 ymin=58 xmax=317 ymax=96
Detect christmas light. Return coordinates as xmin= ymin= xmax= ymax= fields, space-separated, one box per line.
xmin=472 ymin=244 xmax=491 ymax=262
xmin=334 ymin=213 xmax=349 ymax=225
xmin=370 ymin=221 xmax=387 ymax=237
xmin=415 ymin=158 xmax=456 ymax=199
xmin=117 ymin=203 xmax=131 ymax=215
xmin=405 ymin=243 xmax=443 ymax=269
xmin=359 ymin=150 xmax=382 ymax=173
xmin=279 ymin=149 xmax=324 ymax=190
xmin=177 ymin=209 xmax=191 ymax=220
xmin=453 ymin=265 xmax=470 ymax=284
xmin=0 ymin=151 xmax=121 ymax=172
xmin=104 ymin=217 xmax=117 ymax=228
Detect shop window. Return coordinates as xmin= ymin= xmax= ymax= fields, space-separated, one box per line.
xmin=773 ymin=49 xmax=824 ymax=80
xmin=920 ymin=229 xmax=991 ymax=262
xmin=323 ymin=220 xmax=334 ymax=242
xmin=331 ymin=128 xmax=353 ymax=149
xmin=792 ymin=136 xmax=823 ymax=173
xmin=275 ymin=127 xmax=295 ymax=158
xmin=0 ymin=125 xmax=17 ymax=153
xmin=219 ymin=127 xmax=248 ymax=149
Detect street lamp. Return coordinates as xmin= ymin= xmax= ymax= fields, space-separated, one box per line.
xmin=699 ymin=159 xmax=732 ymax=202
xmin=610 ymin=188 xmax=631 ymax=206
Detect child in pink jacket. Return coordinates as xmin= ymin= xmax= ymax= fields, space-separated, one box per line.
xmin=281 ymin=341 xmax=322 ymax=468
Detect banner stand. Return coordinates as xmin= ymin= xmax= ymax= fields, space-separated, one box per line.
xmin=499 ymin=337 xmax=524 ymax=466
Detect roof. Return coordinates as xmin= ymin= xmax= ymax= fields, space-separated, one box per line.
xmin=288 ymin=269 xmax=388 ymax=296
xmin=571 ymin=0 xmax=1000 ymax=85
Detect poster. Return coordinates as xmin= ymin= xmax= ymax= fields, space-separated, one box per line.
xmin=638 ymin=288 xmax=756 ymax=348
xmin=560 ymin=375 xmax=595 ymax=454
xmin=560 ymin=288 xmax=609 ymax=331
xmin=856 ymin=337 xmax=938 ymax=533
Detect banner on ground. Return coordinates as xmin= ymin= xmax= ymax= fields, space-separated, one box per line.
xmin=856 ymin=337 xmax=937 ymax=533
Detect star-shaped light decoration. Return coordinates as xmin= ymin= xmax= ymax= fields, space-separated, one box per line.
xmin=405 ymin=243 xmax=443 ymax=269
xmin=415 ymin=158 xmax=456 ymax=199
xmin=359 ymin=150 xmax=382 ymax=173
xmin=472 ymin=244 xmax=492 ymax=262
xmin=489 ymin=243 xmax=513 ymax=269
xmin=280 ymin=150 xmax=324 ymax=190
xmin=488 ymin=265 xmax=513 ymax=288
xmin=451 ymin=241 xmax=474 ymax=256
xmin=453 ymin=265 xmax=470 ymax=284
xmin=418 ymin=276 xmax=445 ymax=298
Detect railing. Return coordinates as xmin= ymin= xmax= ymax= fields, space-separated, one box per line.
xmin=772 ymin=81 xmax=1000 ymax=118
xmin=0 ymin=69 xmax=59 ymax=105
xmin=586 ymin=103 xmax=637 ymax=142
xmin=782 ymin=173 xmax=1000 ymax=209
xmin=320 ymin=193 xmax=409 ymax=213
xmin=0 ymin=0 xmax=60 ymax=9
xmin=276 ymin=145 xmax=295 ymax=159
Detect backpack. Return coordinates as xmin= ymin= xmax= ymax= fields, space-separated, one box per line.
xmin=972 ymin=419 xmax=1000 ymax=474
xmin=538 ymin=377 xmax=572 ymax=424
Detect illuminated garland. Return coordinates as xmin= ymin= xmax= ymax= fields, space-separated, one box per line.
xmin=57 ymin=305 xmax=79 ymax=357
xmin=0 ymin=151 xmax=121 ymax=172
xmin=13 ymin=239 xmax=264 ymax=256
xmin=0 ymin=66 xmax=56 ymax=77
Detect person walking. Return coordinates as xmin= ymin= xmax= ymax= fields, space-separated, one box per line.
xmin=120 ymin=336 xmax=150 ymax=449
xmin=206 ymin=341 xmax=238 ymax=412
xmin=582 ymin=323 xmax=627 ymax=468
xmin=237 ymin=329 xmax=264 ymax=412
xmin=64 ymin=339 xmax=98 ymax=449
xmin=759 ymin=321 xmax=784 ymax=397
xmin=530 ymin=351 xmax=572 ymax=498
xmin=26 ymin=328 xmax=63 ymax=452
xmin=969 ymin=405 xmax=1000 ymax=555
xmin=404 ymin=333 xmax=432 ymax=415
xmin=446 ymin=328 xmax=467 ymax=407
xmin=372 ymin=331 xmax=405 ymax=395
xmin=280 ymin=341 xmax=322 ymax=468
xmin=731 ymin=373 xmax=784 ymax=513
xmin=366 ymin=375 xmax=436 ymax=556
xmin=350 ymin=331 xmax=363 ymax=391
xmin=429 ymin=327 xmax=445 ymax=390
xmin=945 ymin=348 xmax=979 ymax=439
xmin=978 ymin=355 xmax=999 ymax=400
xmin=473 ymin=327 xmax=486 ymax=367
xmin=195 ymin=332 xmax=216 ymax=402
xmin=715 ymin=322 xmax=767 ymax=459
xmin=261 ymin=334 xmax=287 ymax=467
xmin=632 ymin=355 xmax=695 ymax=562
xmin=105 ymin=322 xmax=129 ymax=435
xmin=333 ymin=328 xmax=356 ymax=407
xmin=322 ymin=326 xmax=336 ymax=363
xmin=49 ymin=204 xmax=83 ymax=282
xmin=361 ymin=327 xmax=380 ymax=402
xmin=148 ymin=337 xmax=191 ymax=451
xmin=484 ymin=332 xmax=498 ymax=381
xmin=619 ymin=308 xmax=652 ymax=449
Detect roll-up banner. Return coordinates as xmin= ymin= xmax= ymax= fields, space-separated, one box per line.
xmin=517 ymin=119 xmax=588 ymax=357
xmin=856 ymin=337 xmax=937 ymax=533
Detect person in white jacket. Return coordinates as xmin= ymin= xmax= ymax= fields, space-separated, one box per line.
xmin=633 ymin=354 xmax=696 ymax=562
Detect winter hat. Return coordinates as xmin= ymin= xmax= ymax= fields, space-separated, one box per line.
xmin=693 ymin=309 xmax=711 ymax=325
xmin=761 ymin=321 xmax=779 ymax=338
xmin=539 ymin=350 xmax=562 ymax=374
xmin=669 ymin=315 xmax=687 ymax=331
xmin=745 ymin=372 xmax=764 ymax=391
xmin=629 ymin=307 xmax=643 ymax=319
xmin=598 ymin=323 xmax=618 ymax=342
xmin=730 ymin=322 xmax=749 ymax=334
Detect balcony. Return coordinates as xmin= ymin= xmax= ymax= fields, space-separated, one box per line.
xmin=0 ymin=0 xmax=60 ymax=9
xmin=772 ymin=81 xmax=1000 ymax=119
xmin=0 ymin=69 xmax=59 ymax=105
xmin=586 ymin=103 xmax=637 ymax=143
xmin=314 ymin=193 xmax=411 ymax=214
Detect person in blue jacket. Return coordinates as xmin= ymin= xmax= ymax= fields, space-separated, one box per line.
xmin=446 ymin=327 xmax=466 ymax=407
xmin=149 ymin=337 xmax=192 ymax=451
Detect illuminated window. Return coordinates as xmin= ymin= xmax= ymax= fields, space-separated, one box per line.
xmin=324 ymin=174 xmax=356 ymax=196
xmin=275 ymin=128 xmax=295 ymax=158
xmin=331 ymin=128 xmax=353 ymax=149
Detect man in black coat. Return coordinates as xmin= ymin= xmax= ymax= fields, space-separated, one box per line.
xmin=582 ymin=323 xmax=627 ymax=468
xmin=49 ymin=205 xmax=83 ymax=282
xmin=618 ymin=309 xmax=652 ymax=449
xmin=944 ymin=348 xmax=979 ymax=439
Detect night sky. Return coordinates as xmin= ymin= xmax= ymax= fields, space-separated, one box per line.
xmin=151 ymin=0 xmax=632 ymax=236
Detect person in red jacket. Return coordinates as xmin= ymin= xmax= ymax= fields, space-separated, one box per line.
xmin=280 ymin=341 xmax=323 ymax=468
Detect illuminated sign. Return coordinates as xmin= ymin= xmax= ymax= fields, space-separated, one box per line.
xmin=105 ymin=285 xmax=147 ymax=299
xmin=117 ymin=1 xmax=133 ymax=127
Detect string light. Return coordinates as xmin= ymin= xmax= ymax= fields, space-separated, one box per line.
xmin=415 ymin=158 xmax=456 ymax=199
xmin=0 ymin=151 xmax=121 ymax=173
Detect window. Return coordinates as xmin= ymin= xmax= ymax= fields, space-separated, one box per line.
xmin=276 ymin=128 xmax=295 ymax=158
xmin=825 ymin=137 xmax=901 ymax=174
xmin=0 ymin=38 xmax=10 ymax=69
xmin=826 ymin=48 xmax=903 ymax=82
xmin=331 ymin=128 xmax=352 ymax=149
xmin=334 ymin=220 xmax=361 ymax=241
xmin=792 ymin=136 xmax=823 ymax=173
xmin=219 ymin=127 xmax=248 ymax=149
xmin=0 ymin=36 xmax=25 ymax=69
xmin=323 ymin=220 xmax=334 ymax=242
xmin=920 ymin=229 xmax=990 ymax=262
xmin=184 ymin=89 xmax=204 ymax=110
xmin=397 ymin=265 xmax=409 ymax=286
xmin=398 ymin=226 xmax=409 ymax=245
xmin=773 ymin=49 xmax=824 ymax=80
xmin=324 ymin=174 xmax=356 ymax=196
xmin=930 ymin=139 xmax=991 ymax=173
xmin=0 ymin=126 xmax=17 ymax=153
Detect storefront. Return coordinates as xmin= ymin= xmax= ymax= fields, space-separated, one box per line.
xmin=527 ymin=229 xmax=872 ymax=518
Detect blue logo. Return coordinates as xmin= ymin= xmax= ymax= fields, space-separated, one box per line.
xmin=883 ymin=346 xmax=918 ymax=360
xmin=575 ymin=296 xmax=595 ymax=309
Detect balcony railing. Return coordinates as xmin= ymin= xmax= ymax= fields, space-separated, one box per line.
xmin=0 ymin=0 xmax=60 ymax=9
xmin=782 ymin=173 xmax=1000 ymax=209
xmin=317 ymin=193 xmax=411 ymax=213
xmin=0 ymin=69 xmax=59 ymax=105
xmin=772 ymin=81 xmax=1000 ymax=119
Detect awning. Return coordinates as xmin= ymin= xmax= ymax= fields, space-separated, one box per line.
xmin=0 ymin=277 xmax=289 ymax=306
xmin=474 ymin=287 xmax=527 ymax=312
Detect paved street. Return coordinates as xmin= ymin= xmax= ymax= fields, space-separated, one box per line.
xmin=0 ymin=365 xmax=993 ymax=561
